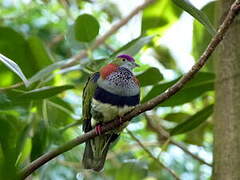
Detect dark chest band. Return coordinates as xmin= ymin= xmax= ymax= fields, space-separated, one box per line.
xmin=94 ymin=86 xmax=140 ymax=107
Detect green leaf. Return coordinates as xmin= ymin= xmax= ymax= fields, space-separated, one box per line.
xmin=142 ymin=0 xmax=182 ymax=34
xmin=47 ymin=100 xmax=74 ymax=128
xmin=152 ymin=45 xmax=177 ymax=69
xmin=14 ymin=85 xmax=74 ymax=101
xmin=0 ymin=117 xmax=18 ymax=179
xmin=142 ymin=72 xmax=215 ymax=105
xmin=0 ymin=27 xmax=38 ymax=78
xmin=15 ymin=124 xmax=31 ymax=160
xmin=0 ymin=93 xmax=11 ymax=105
xmin=31 ymin=120 xmax=48 ymax=160
xmin=161 ymin=81 xmax=213 ymax=106
xmin=0 ymin=53 xmax=29 ymax=87
xmin=115 ymin=161 xmax=148 ymax=180
xmin=74 ymin=14 xmax=100 ymax=42
xmin=172 ymin=0 xmax=216 ymax=36
xmin=16 ymin=138 xmax=32 ymax=165
xmin=142 ymin=79 xmax=178 ymax=104
xmin=164 ymin=112 xmax=190 ymax=123
xmin=28 ymin=61 xmax=67 ymax=85
xmin=170 ymin=104 xmax=214 ymax=136
xmin=111 ymin=36 xmax=153 ymax=57
xmin=136 ymin=67 xmax=163 ymax=86
xmin=184 ymin=124 xmax=206 ymax=146
xmin=15 ymin=125 xmax=32 ymax=165
xmin=27 ymin=36 xmax=54 ymax=69
xmin=49 ymin=97 xmax=74 ymax=112
xmin=192 ymin=1 xmax=216 ymax=71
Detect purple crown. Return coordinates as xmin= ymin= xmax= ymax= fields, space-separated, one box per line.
xmin=117 ymin=54 xmax=135 ymax=62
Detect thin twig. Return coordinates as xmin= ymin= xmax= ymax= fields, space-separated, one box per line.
xmin=126 ymin=129 xmax=180 ymax=180
xmin=48 ymin=34 xmax=65 ymax=48
xmin=19 ymin=1 xmax=240 ymax=179
xmin=145 ymin=114 xmax=212 ymax=167
xmin=0 ymin=0 xmax=155 ymax=91
xmin=61 ymin=0 xmax=155 ymax=68
xmin=0 ymin=82 xmax=23 ymax=92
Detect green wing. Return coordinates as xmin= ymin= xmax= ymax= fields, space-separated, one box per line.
xmin=82 ymin=72 xmax=99 ymax=132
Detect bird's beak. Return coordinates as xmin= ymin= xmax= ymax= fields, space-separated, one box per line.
xmin=133 ymin=62 xmax=139 ymax=68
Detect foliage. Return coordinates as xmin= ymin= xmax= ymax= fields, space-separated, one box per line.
xmin=0 ymin=0 xmax=216 ymax=179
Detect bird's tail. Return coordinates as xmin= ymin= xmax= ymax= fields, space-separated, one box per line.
xmin=82 ymin=134 xmax=113 ymax=171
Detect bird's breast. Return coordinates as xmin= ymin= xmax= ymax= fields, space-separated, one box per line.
xmin=97 ymin=68 xmax=139 ymax=96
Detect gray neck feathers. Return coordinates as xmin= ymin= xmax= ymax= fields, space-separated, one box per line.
xmin=97 ymin=67 xmax=139 ymax=96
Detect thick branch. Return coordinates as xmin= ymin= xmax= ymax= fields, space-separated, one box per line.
xmin=19 ymin=1 xmax=240 ymax=179
xmin=126 ymin=129 xmax=180 ymax=180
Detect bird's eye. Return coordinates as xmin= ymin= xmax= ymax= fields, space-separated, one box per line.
xmin=122 ymin=59 xmax=126 ymax=61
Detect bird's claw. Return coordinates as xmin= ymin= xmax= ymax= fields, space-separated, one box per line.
xmin=95 ymin=125 xmax=102 ymax=135
xmin=118 ymin=116 xmax=123 ymax=124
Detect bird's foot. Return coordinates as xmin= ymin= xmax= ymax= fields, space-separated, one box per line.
xmin=95 ymin=124 xmax=102 ymax=135
xmin=118 ymin=116 xmax=124 ymax=124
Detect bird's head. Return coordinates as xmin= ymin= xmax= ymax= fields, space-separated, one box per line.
xmin=111 ymin=54 xmax=139 ymax=70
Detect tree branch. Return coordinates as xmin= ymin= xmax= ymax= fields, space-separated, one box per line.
xmin=19 ymin=0 xmax=240 ymax=179
xmin=145 ymin=114 xmax=212 ymax=167
xmin=126 ymin=129 xmax=180 ymax=180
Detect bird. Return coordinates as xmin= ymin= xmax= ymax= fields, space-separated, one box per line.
xmin=82 ymin=54 xmax=140 ymax=171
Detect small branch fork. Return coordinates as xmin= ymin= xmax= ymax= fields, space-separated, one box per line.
xmin=19 ymin=0 xmax=240 ymax=179
xmin=127 ymin=129 xmax=180 ymax=180
xmin=145 ymin=114 xmax=212 ymax=167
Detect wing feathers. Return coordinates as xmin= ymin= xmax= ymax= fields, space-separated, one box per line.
xmin=82 ymin=72 xmax=100 ymax=132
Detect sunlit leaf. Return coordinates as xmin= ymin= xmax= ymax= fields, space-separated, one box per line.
xmin=142 ymin=0 xmax=182 ymax=34
xmin=111 ymin=36 xmax=153 ymax=57
xmin=170 ymin=104 xmax=214 ymax=136
xmin=0 ymin=53 xmax=29 ymax=87
xmin=15 ymin=124 xmax=32 ymax=166
xmin=74 ymin=14 xmax=100 ymax=42
xmin=172 ymin=0 xmax=216 ymax=36
xmin=15 ymin=138 xmax=32 ymax=165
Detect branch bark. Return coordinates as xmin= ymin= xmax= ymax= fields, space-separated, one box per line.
xmin=19 ymin=0 xmax=240 ymax=179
